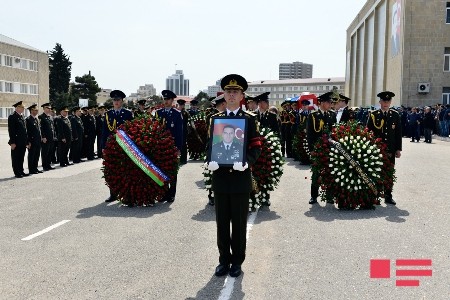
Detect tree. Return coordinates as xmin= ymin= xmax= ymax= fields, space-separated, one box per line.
xmin=48 ymin=43 xmax=72 ymax=109
xmin=70 ymin=71 xmax=101 ymax=107
xmin=194 ymin=91 xmax=210 ymax=110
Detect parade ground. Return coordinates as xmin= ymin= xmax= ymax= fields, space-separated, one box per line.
xmin=0 ymin=126 xmax=449 ymax=300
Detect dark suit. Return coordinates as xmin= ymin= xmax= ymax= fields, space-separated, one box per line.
xmin=39 ymin=113 xmax=56 ymax=169
xmin=366 ymin=109 xmax=402 ymax=200
xmin=83 ymin=114 xmax=96 ymax=159
xmin=56 ymin=116 xmax=72 ymax=166
xmin=337 ymin=106 xmax=354 ymax=124
xmin=207 ymin=109 xmax=261 ymax=267
xmin=306 ymin=109 xmax=336 ymax=198
xmin=95 ymin=114 xmax=105 ymax=158
xmin=155 ymin=108 xmax=184 ymax=201
xmin=26 ymin=116 xmax=41 ymax=172
xmin=70 ymin=115 xmax=84 ymax=163
xmin=8 ymin=112 xmax=28 ymax=176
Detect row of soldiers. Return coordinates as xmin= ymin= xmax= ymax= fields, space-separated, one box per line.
xmin=7 ymin=101 xmax=106 ymax=178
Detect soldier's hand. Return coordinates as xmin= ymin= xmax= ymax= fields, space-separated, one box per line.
xmin=62 ymin=139 xmax=66 ymax=143
xmin=395 ymin=150 xmax=401 ymax=158
xmin=233 ymin=162 xmax=248 ymax=171
xmin=42 ymin=137 xmax=47 ymax=143
xmin=206 ymin=161 xmax=219 ymax=171
xmin=10 ymin=143 xmax=16 ymax=150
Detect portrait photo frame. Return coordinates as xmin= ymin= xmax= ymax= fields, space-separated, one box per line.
xmin=208 ymin=116 xmax=248 ymax=167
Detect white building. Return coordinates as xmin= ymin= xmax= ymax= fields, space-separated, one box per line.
xmin=137 ymin=84 xmax=156 ymax=98
xmin=207 ymin=79 xmax=222 ymax=97
xmin=247 ymin=77 xmax=345 ymax=107
xmin=95 ymin=89 xmax=112 ymax=105
xmin=166 ymin=70 xmax=189 ymax=96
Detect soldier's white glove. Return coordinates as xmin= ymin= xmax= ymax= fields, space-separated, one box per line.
xmin=206 ymin=161 xmax=219 ymax=171
xmin=233 ymin=162 xmax=248 ymax=171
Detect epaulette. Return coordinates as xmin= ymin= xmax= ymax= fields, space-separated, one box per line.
xmin=211 ymin=111 xmax=225 ymax=117
xmin=243 ymin=110 xmax=256 ymax=117
xmin=173 ymin=108 xmax=181 ymax=113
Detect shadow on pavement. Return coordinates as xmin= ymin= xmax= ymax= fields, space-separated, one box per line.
xmin=191 ymin=204 xmax=216 ymax=222
xmin=284 ymin=159 xmax=311 ymax=170
xmin=76 ymin=201 xmax=172 ymax=219
xmin=253 ymin=209 xmax=282 ymax=224
xmin=195 ymin=179 xmax=205 ymax=189
xmin=0 ymin=176 xmax=20 ymax=183
xmin=186 ymin=273 xmax=244 ymax=300
xmin=304 ymin=203 xmax=409 ymax=223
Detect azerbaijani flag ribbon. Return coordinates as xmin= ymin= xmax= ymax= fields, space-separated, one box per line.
xmin=115 ymin=129 xmax=169 ymax=186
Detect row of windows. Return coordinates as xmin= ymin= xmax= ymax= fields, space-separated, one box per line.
xmin=0 ymin=54 xmax=38 ymax=71
xmin=447 ymin=2 xmax=450 ymax=24
xmin=444 ymin=47 xmax=450 ymax=71
xmin=248 ymin=85 xmax=344 ymax=93
xmin=0 ymin=81 xmax=38 ymax=94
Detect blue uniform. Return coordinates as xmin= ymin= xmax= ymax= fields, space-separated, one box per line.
xmin=155 ymin=108 xmax=184 ymax=151
xmin=101 ymin=108 xmax=133 ymax=149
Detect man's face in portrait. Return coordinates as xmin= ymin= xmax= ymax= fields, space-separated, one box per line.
xmin=222 ymin=127 xmax=235 ymax=144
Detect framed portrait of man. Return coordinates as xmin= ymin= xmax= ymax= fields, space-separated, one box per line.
xmin=208 ymin=117 xmax=248 ymax=167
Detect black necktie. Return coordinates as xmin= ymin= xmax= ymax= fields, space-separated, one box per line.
xmin=229 ymin=112 xmax=235 ymax=117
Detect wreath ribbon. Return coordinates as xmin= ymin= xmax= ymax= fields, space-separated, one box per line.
xmin=328 ymin=138 xmax=378 ymax=195
xmin=115 ymin=129 xmax=169 ymax=186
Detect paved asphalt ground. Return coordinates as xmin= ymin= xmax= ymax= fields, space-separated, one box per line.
xmin=0 ymin=126 xmax=449 ymax=300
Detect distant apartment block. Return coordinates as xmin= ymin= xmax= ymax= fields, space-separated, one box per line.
xmin=279 ymin=61 xmax=313 ymax=80
xmin=0 ymin=34 xmax=49 ymax=123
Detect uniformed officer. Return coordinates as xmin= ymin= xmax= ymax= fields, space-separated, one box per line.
xmin=177 ymin=99 xmax=190 ymax=164
xmin=95 ymin=105 xmax=106 ymax=158
xmin=246 ymin=95 xmax=258 ymax=113
xmin=334 ymin=94 xmax=353 ymax=124
xmin=206 ymin=74 xmax=262 ymax=278
xmin=39 ymin=103 xmax=57 ymax=171
xmin=307 ymin=92 xmax=337 ymax=204
xmin=103 ymin=90 xmax=134 ymax=203
xmin=134 ymin=99 xmax=147 ymax=117
xmin=188 ymin=99 xmax=199 ymax=116
xmin=366 ymin=91 xmax=402 ymax=205
xmin=56 ymin=106 xmax=73 ymax=167
xmin=80 ymin=106 xmax=89 ymax=159
xmin=254 ymin=92 xmax=280 ymax=135
xmin=155 ymin=90 xmax=183 ymax=202
xmin=26 ymin=104 xmax=42 ymax=174
xmin=280 ymin=101 xmax=295 ymax=157
xmin=8 ymin=101 xmax=30 ymax=178
xmin=84 ymin=106 xmax=97 ymax=160
xmin=70 ymin=106 xmax=84 ymax=163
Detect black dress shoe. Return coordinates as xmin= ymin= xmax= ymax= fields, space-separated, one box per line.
xmin=229 ymin=264 xmax=242 ymax=277
xmin=37 ymin=170 xmax=43 ymax=173
xmin=309 ymin=197 xmax=318 ymax=204
xmin=21 ymin=173 xmax=30 ymax=177
xmin=166 ymin=197 xmax=175 ymax=203
xmin=30 ymin=171 xmax=39 ymax=175
xmin=15 ymin=174 xmax=23 ymax=178
xmin=385 ymin=198 xmax=397 ymax=205
xmin=215 ymin=264 xmax=230 ymax=277
xmin=48 ymin=166 xmax=55 ymax=170
xmin=105 ymin=196 xmax=117 ymax=203
xmin=67 ymin=163 xmax=74 ymax=166
xmin=208 ymin=198 xmax=215 ymax=206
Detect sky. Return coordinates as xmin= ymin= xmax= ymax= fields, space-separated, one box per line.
xmin=1 ymin=0 xmax=367 ymax=97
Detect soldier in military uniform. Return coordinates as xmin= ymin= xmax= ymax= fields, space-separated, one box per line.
xmin=134 ymin=99 xmax=147 ymax=118
xmin=366 ymin=91 xmax=402 ymax=205
xmin=307 ymin=92 xmax=337 ymax=204
xmin=103 ymin=90 xmax=134 ymax=202
xmin=39 ymin=103 xmax=56 ymax=171
xmin=155 ymin=90 xmax=183 ymax=202
xmin=70 ymin=107 xmax=84 ymax=163
xmin=280 ymin=101 xmax=295 ymax=157
xmin=56 ymin=106 xmax=73 ymax=167
xmin=25 ymin=104 xmax=42 ymax=174
xmin=255 ymin=92 xmax=280 ymax=136
xmin=84 ymin=106 xmax=97 ymax=160
xmin=177 ymin=99 xmax=190 ymax=164
xmin=188 ymin=99 xmax=199 ymax=116
xmin=95 ymin=105 xmax=105 ymax=158
xmin=334 ymin=94 xmax=353 ymax=124
xmin=8 ymin=101 xmax=30 ymax=178
xmin=205 ymin=74 xmax=262 ymax=278
xmin=246 ymin=95 xmax=258 ymax=113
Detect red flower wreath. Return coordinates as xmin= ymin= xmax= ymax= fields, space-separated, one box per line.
xmin=102 ymin=117 xmax=179 ymax=206
xmin=187 ymin=113 xmax=208 ymax=159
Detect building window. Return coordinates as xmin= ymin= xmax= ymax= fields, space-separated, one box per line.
xmin=4 ymin=55 xmax=13 ymax=66
xmin=20 ymin=84 xmax=28 ymax=94
xmin=6 ymin=108 xmax=14 ymax=116
xmin=5 ymin=82 xmax=13 ymax=92
xmin=30 ymin=85 xmax=38 ymax=94
xmin=20 ymin=59 xmax=28 ymax=69
xmin=288 ymin=86 xmax=292 ymax=91
xmin=447 ymin=2 xmax=450 ymax=23
xmin=443 ymin=87 xmax=450 ymax=104
xmin=0 ymin=81 xmax=2 ymax=92
xmin=444 ymin=47 xmax=450 ymax=71
xmin=29 ymin=61 xmax=38 ymax=71
xmin=326 ymin=86 xmax=330 ymax=91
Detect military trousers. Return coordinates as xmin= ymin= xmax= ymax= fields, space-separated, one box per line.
xmin=27 ymin=142 xmax=41 ymax=172
xmin=41 ymin=140 xmax=54 ymax=169
xmin=385 ymin=153 xmax=396 ymax=200
xmin=11 ymin=145 xmax=26 ymax=176
xmin=214 ymin=192 xmax=249 ymax=266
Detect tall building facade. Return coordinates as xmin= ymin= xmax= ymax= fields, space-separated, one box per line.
xmin=279 ymin=61 xmax=313 ymax=80
xmin=247 ymin=78 xmax=345 ymax=107
xmin=166 ymin=70 xmax=189 ymax=96
xmin=346 ymin=0 xmax=450 ymax=107
xmin=0 ymin=34 xmax=49 ymax=124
